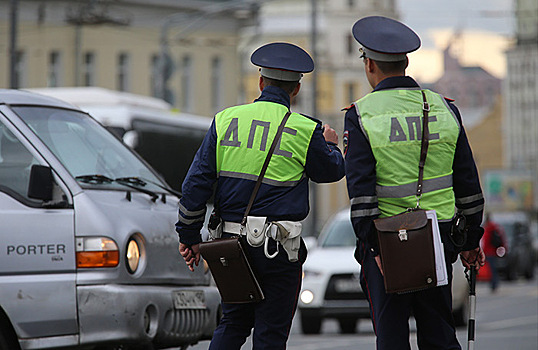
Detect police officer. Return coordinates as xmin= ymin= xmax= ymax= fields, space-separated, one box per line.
xmin=176 ymin=42 xmax=345 ymax=349
xmin=344 ymin=16 xmax=485 ymax=349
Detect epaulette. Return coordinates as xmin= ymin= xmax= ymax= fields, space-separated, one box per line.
xmin=341 ymin=103 xmax=355 ymax=111
xmin=444 ymin=96 xmax=455 ymax=103
xmin=299 ymin=113 xmax=322 ymax=125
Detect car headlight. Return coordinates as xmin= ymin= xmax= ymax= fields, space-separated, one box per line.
xmin=300 ymin=290 xmax=315 ymax=304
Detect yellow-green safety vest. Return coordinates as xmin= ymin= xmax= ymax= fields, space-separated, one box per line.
xmin=215 ymin=101 xmax=317 ymax=187
xmin=355 ymin=89 xmax=460 ymax=220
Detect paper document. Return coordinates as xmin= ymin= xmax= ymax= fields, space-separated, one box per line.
xmin=426 ymin=210 xmax=448 ymax=287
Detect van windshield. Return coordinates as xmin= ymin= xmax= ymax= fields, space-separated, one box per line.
xmin=13 ymin=106 xmax=167 ymax=192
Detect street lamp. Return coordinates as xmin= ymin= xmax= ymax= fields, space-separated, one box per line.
xmin=9 ymin=0 xmax=19 ymax=88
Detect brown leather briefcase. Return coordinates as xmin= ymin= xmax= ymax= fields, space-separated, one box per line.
xmin=374 ymin=209 xmax=437 ymax=294
xmin=199 ymin=237 xmax=264 ymax=303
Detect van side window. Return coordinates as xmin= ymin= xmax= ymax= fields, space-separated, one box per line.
xmin=0 ymin=122 xmax=38 ymax=200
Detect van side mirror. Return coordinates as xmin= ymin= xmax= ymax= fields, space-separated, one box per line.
xmin=28 ymin=165 xmax=53 ymax=201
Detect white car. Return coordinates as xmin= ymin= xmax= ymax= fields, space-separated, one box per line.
xmin=298 ymin=209 xmax=470 ymax=334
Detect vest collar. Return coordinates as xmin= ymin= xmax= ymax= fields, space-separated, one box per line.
xmin=254 ymin=86 xmax=291 ymax=109
xmin=373 ymin=76 xmax=419 ymax=92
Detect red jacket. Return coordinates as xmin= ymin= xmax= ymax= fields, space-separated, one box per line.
xmin=481 ymin=220 xmax=508 ymax=256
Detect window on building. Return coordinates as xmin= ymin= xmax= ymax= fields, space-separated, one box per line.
xmin=181 ymin=55 xmax=193 ymax=112
xmin=347 ymin=33 xmax=354 ymax=55
xmin=117 ymin=52 xmax=130 ymax=92
xmin=211 ymin=56 xmax=222 ymax=112
xmin=83 ymin=52 xmax=96 ymax=86
xmin=47 ymin=51 xmax=61 ymax=87
xmin=150 ymin=54 xmax=159 ymax=97
xmin=346 ymin=83 xmax=356 ymax=104
xmin=14 ymin=50 xmax=26 ymax=88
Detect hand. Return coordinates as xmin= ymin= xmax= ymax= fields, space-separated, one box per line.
xmin=460 ymin=247 xmax=485 ymax=271
xmin=179 ymin=243 xmax=201 ymax=272
xmin=374 ymin=255 xmax=384 ymax=276
xmin=322 ymin=124 xmax=338 ymax=144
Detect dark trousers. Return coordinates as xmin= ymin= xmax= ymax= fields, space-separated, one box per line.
xmin=359 ymin=247 xmax=461 ymax=350
xmin=209 ymin=238 xmax=304 ymax=350
xmin=486 ymin=255 xmax=499 ymax=291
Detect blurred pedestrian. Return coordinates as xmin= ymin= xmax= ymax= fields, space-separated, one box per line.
xmin=481 ymin=214 xmax=508 ymax=292
xmin=175 ymin=42 xmax=345 ymax=349
xmin=344 ymin=16 xmax=485 ymax=350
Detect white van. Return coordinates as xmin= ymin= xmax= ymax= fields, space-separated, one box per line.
xmin=0 ymin=89 xmax=220 ymax=349
xmin=28 ymin=87 xmax=212 ymax=194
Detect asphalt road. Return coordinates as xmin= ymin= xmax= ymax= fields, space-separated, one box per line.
xmin=186 ymin=272 xmax=538 ymax=350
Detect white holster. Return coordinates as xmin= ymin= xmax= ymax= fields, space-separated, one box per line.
xmin=267 ymin=221 xmax=302 ymax=262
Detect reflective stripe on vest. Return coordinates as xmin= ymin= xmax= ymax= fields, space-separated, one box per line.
xmin=355 ymin=88 xmax=460 ymax=220
xmin=215 ymin=101 xmax=316 ymax=186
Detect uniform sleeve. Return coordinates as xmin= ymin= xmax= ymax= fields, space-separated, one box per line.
xmin=175 ymin=121 xmax=218 ymax=245
xmin=304 ymin=123 xmax=345 ymax=183
xmin=449 ymin=102 xmax=485 ymax=250
xmin=344 ymin=107 xmax=380 ymax=256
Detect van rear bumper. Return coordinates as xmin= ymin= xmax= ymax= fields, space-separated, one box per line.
xmin=77 ymin=284 xmax=220 ymax=348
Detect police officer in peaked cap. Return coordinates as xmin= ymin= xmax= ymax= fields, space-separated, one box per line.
xmin=176 ymin=42 xmax=344 ymax=349
xmin=343 ymin=16 xmax=485 ymax=349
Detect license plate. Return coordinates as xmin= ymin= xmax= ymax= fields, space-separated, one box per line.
xmin=172 ymin=290 xmax=206 ymax=309
xmin=334 ymin=280 xmax=361 ymax=293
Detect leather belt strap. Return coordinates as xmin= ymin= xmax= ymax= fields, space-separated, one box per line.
xmin=416 ymin=90 xmax=430 ymax=203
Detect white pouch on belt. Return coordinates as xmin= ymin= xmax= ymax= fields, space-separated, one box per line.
xmin=245 ymin=216 xmax=268 ymax=247
xmin=268 ymin=221 xmax=302 ymax=262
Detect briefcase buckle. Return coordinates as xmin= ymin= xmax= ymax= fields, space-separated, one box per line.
xmin=398 ymin=229 xmax=408 ymax=241
xmin=220 ymin=257 xmax=228 ymax=267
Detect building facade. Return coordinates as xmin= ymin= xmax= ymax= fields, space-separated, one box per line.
xmin=0 ymin=0 xmax=257 ymax=118
xmin=503 ymin=0 xmax=537 ymax=211
xmin=433 ymin=41 xmax=502 ymax=113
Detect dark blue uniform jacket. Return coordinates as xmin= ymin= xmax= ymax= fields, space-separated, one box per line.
xmin=344 ymin=76 xmax=484 ymax=261
xmin=177 ymin=86 xmax=345 ymax=245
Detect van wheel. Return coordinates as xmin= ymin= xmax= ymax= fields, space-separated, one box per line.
xmin=0 ymin=330 xmax=20 ymax=350
xmin=0 ymin=318 xmax=21 ymax=350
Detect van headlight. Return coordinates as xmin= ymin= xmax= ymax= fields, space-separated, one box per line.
xmin=76 ymin=237 xmax=119 ymax=268
xmin=126 ymin=238 xmax=141 ymax=273
xmin=126 ymin=234 xmax=145 ymax=274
